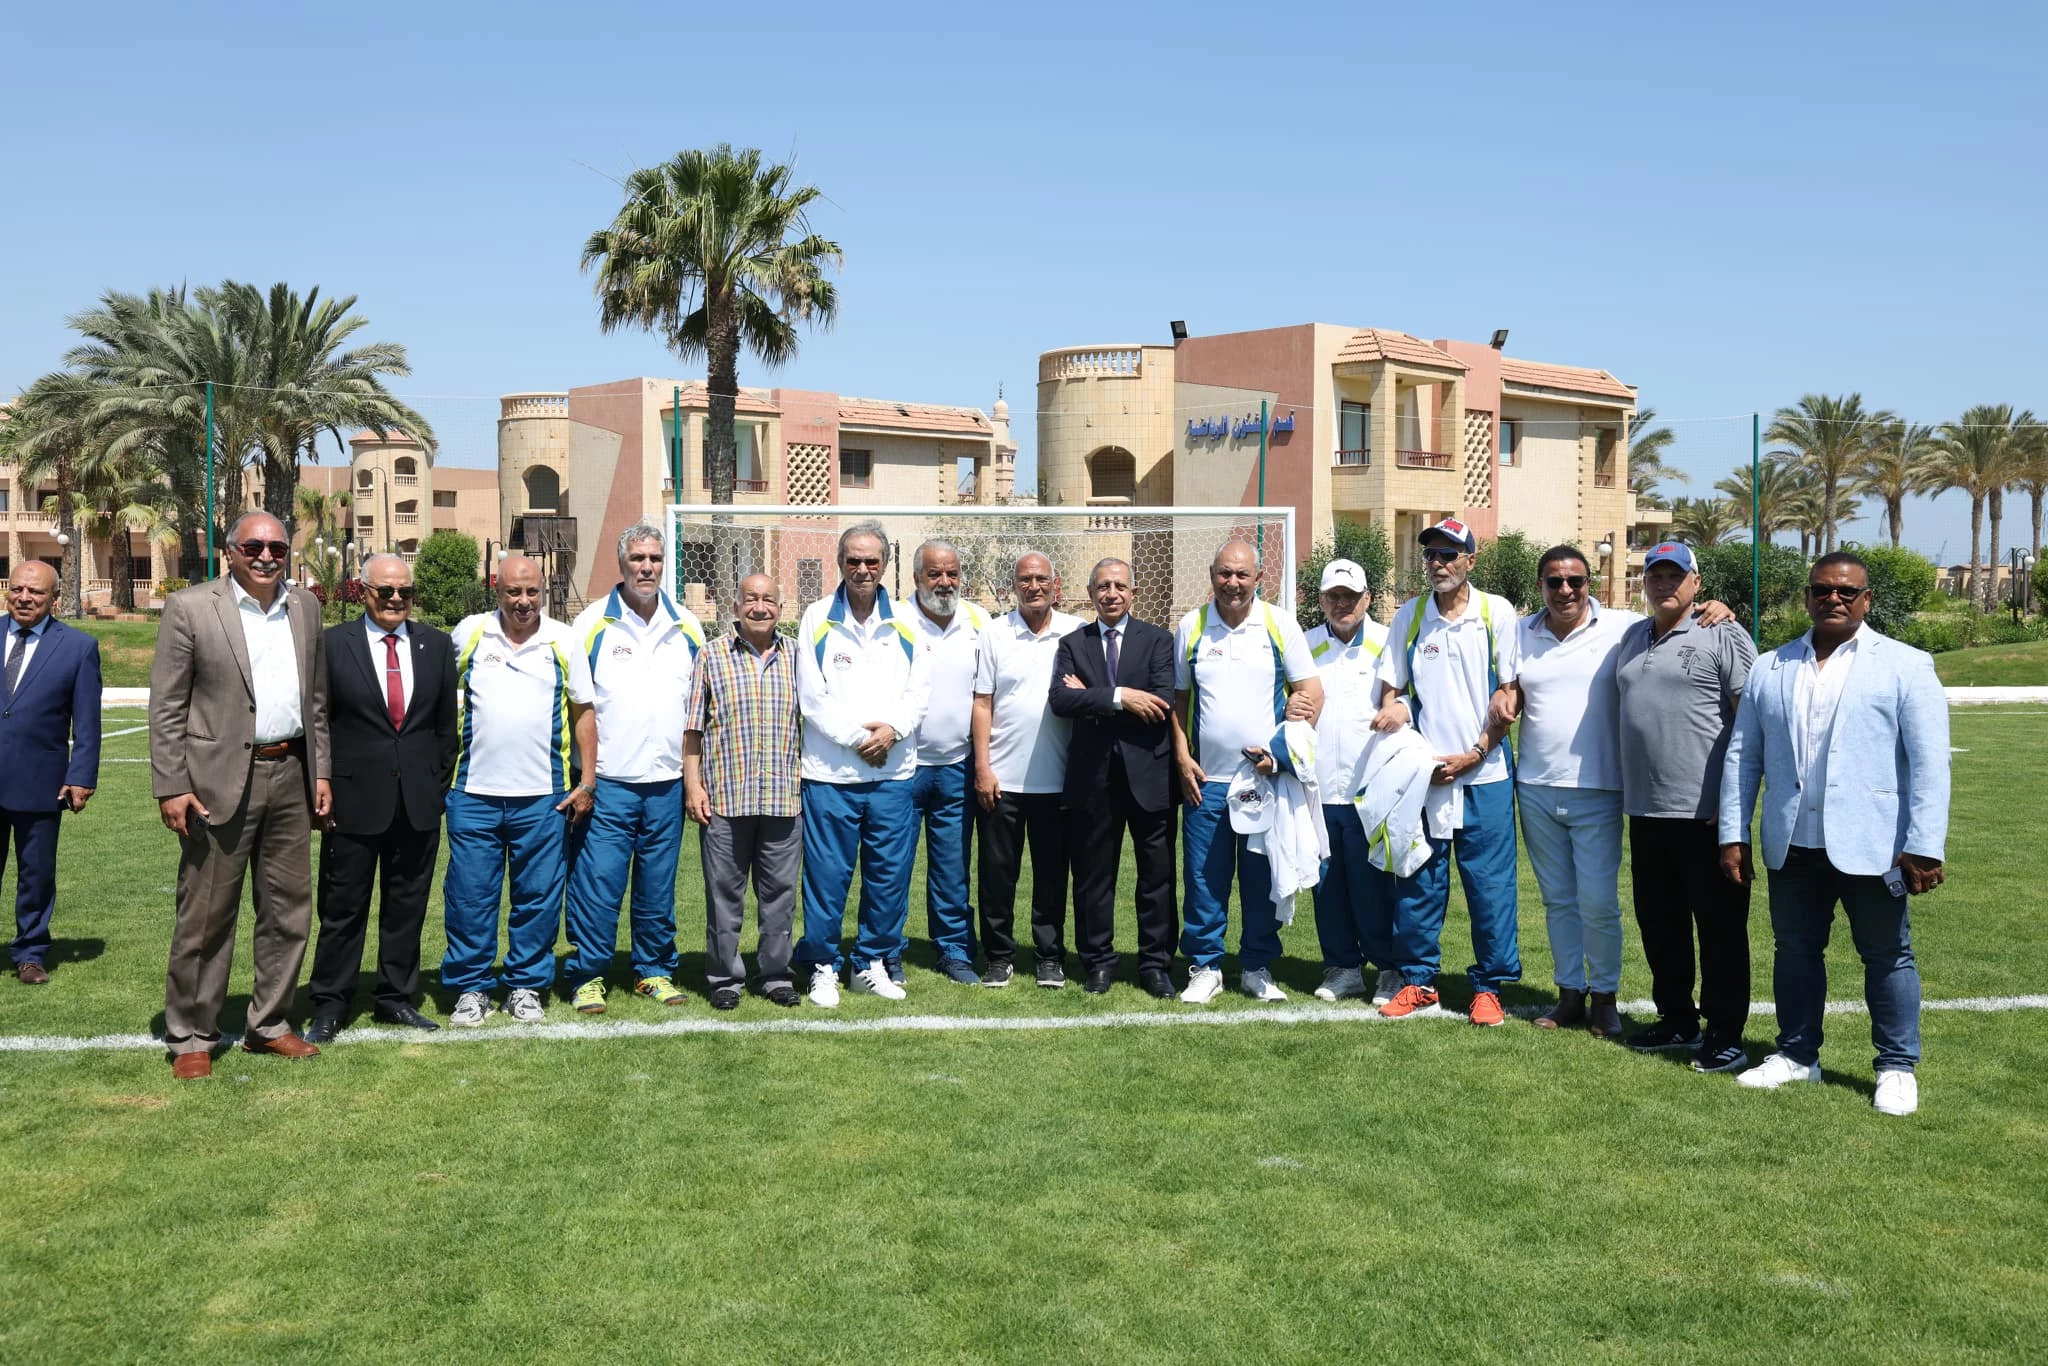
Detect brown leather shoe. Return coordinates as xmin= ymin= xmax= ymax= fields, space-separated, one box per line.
xmin=1532 ymin=987 xmax=1585 ymax=1030
xmin=242 ymin=1032 xmax=320 ymax=1059
xmin=16 ymin=961 xmax=50 ymax=985
xmin=1586 ymin=991 xmax=1625 ymax=1039
xmin=171 ymin=1053 xmax=213 ymax=1080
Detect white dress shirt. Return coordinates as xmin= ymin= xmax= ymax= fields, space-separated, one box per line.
xmin=1790 ymin=625 xmax=1865 ymax=848
xmin=365 ymin=617 xmax=414 ymax=715
xmin=3 ymin=614 xmax=51 ymax=684
xmin=234 ymin=580 xmax=304 ymax=744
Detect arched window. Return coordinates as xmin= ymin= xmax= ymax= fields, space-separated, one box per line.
xmin=1086 ymin=446 xmax=1136 ymax=501
xmin=393 ymin=456 xmax=418 ymax=476
xmin=357 ymin=468 xmax=375 ymax=489
xmin=523 ymin=465 xmax=560 ymax=511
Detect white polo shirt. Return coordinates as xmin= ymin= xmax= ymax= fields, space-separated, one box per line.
xmin=571 ymin=587 xmax=706 ymax=783
xmin=451 ymin=610 xmax=596 ymax=798
xmin=974 ymin=607 xmax=1084 ymax=793
xmin=1305 ymin=617 xmax=1391 ymax=800
xmin=1375 ymin=590 xmax=1520 ymax=787
xmin=795 ymin=587 xmax=932 ymax=784
xmin=1512 ymin=601 xmax=1641 ymax=791
xmin=910 ymin=597 xmax=991 ymax=767
xmin=1173 ymin=599 xmax=1318 ymax=780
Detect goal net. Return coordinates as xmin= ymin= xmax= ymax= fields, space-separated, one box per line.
xmin=662 ymin=504 xmax=1296 ymax=630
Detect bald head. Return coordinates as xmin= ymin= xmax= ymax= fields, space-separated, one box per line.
xmin=1211 ymin=540 xmax=1259 ymax=574
xmin=497 ymin=555 xmax=541 ymax=589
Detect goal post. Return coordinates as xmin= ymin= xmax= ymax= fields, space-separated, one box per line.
xmin=662 ymin=503 xmax=1296 ymax=631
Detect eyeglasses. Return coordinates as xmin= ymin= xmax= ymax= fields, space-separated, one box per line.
xmin=1806 ymin=584 xmax=1867 ymax=601
xmin=234 ymin=540 xmax=290 ymax=561
xmin=1421 ymin=547 xmax=1465 ymax=564
xmin=369 ymin=585 xmax=417 ymax=602
xmin=843 ymin=556 xmax=882 ymax=569
xmin=1543 ymin=574 xmax=1589 ymax=591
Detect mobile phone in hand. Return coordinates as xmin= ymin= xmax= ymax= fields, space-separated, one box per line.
xmin=1882 ymin=865 xmax=1907 ymax=898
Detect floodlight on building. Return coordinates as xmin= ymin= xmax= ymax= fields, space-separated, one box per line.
xmin=1490 ymin=329 xmax=1510 ymax=350
xmin=1170 ymin=320 xmax=1189 ymax=342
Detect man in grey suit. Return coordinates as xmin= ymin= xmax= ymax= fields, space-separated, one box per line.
xmin=150 ymin=512 xmax=332 ymax=1078
xmin=1720 ymin=551 xmax=1950 ymax=1117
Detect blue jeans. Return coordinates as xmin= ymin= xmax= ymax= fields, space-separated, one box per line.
xmin=1181 ymin=780 xmax=1283 ymax=973
xmin=440 ymin=790 xmax=568 ymax=994
xmin=1388 ymin=778 xmax=1520 ymax=994
xmin=909 ymin=761 xmax=977 ymax=968
xmin=1767 ymin=845 xmax=1922 ymax=1073
xmin=1517 ymin=784 xmax=1623 ymax=994
xmin=1312 ymin=802 xmax=1394 ymax=971
xmin=796 ymin=778 xmax=917 ymax=974
xmin=560 ymin=778 xmax=683 ymax=987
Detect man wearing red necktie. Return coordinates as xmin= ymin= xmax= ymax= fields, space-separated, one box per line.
xmin=305 ymin=553 xmax=460 ymax=1041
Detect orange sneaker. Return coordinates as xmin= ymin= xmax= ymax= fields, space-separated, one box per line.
xmin=1469 ymin=991 xmax=1506 ymax=1027
xmin=1378 ymin=984 xmax=1439 ymax=1018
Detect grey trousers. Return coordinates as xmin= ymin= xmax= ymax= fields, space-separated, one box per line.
xmin=165 ymin=753 xmax=314 ymax=1054
xmin=701 ymin=813 xmax=800 ymax=991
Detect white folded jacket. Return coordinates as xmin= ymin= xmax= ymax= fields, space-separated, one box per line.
xmin=1246 ymin=719 xmax=1328 ymax=926
xmin=1352 ymin=725 xmax=1438 ymax=877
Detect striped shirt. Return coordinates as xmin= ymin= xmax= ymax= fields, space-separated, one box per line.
xmin=687 ymin=629 xmax=801 ymax=818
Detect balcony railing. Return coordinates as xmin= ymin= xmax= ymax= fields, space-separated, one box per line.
xmin=1593 ymin=472 xmax=1617 ymax=489
xmin=393 ymin=513 xmax=420 ymax=526
xmin=735 ymin=478 xmax=770 ymax=494
xmin=393 ymin=473 xmax=420 ymax=486
xmin=501 ymin=392 xmax=569 ymax=420
xmin=1039 ymin=346 xmax=1144 ymax=382
xmin=1395 ymin=449 xmax=1453 ymax=469
xmin=1334 ymin=449 xmax=1372 ymax=467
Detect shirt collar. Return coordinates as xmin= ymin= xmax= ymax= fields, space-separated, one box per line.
xmin=1797 ymin=623 xmax=1869 ymax=659
xmin=729 ymin=626 xmax=782 ymax=658
xmin=231 ymin=578 xmax=289 ymax=617
xmin=12 ymin=615 xmax=52 ymax=639
xmin=1534 ymin=599 xmax=1599 ymax=642
xmin=487 ymin=610 xmax=551 ymax=648
xmin=825 ymin=583 xmax=896 ymax=631
xmin=1008 ymin=608 xmax=1062 ymax=639
xmin=605 ymin=584 xmax=682 ymax=631
xmin=367 ymin=617 xmax=411 ymax=643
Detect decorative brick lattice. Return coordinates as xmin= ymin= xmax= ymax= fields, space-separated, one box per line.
xmin=786 ymin=443 xmax=832 ymax=505
xmin=1462 ymin=411 xmax=1494 ymax=509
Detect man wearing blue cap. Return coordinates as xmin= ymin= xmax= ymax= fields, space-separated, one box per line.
xmin=1615 ymin=541 xmax=1756 ymax=1072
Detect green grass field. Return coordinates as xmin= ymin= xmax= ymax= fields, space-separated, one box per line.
xmin=74 ymin=619 xmax=162 ymax=688
xmin=2 ymin=709 xmax=2044 ymax=1362
xmin=1934 ymin=637 xmax=2048 ymax=686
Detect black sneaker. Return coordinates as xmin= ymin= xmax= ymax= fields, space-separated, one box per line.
xmin=764 ymin=985 xmax=801 ymax=1008
xmin=1692 ymin=1039 xmax=1748 ymax=1073
xmin=710 ymin=986 xmax=742 ymax=1011
xmin=1035 ymin=959 xmax=1067 ymax=989
xmin=1627 ymin=1022 xmax=1703 ymax=1053
xmin=981 ymin=962 xmax=1014 ymax=989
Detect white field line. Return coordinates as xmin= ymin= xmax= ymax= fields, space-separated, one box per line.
xmin=100 ymin=725 xmax=147 ymax=739
xmin=3 ymin=994 xmax=2045 ymax=1055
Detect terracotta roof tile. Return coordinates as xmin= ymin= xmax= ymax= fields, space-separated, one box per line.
xmin=349 ymin=429 xmax=422 ymax=445
xmin=837 ymin=397 xmax=992 ymax=438
xmin=1499 ymin=357 xmax=1634 ymax=401
xmin=658 ymin=382 xmax=781 ymax=415
xmin=1335 ymin=328 xmax=1467 ymax=370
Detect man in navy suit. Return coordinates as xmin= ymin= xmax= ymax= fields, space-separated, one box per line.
xmin=1 ymin=561 xmax=102 ymax=984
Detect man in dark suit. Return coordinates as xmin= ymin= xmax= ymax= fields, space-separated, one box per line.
xmin=1 ymin=561 xmax=101 ymax=984
xmin=1049 ymin=556 xmax=1180 ymax=998
xmin=305 ymin=554 xmax=459 ymax=1042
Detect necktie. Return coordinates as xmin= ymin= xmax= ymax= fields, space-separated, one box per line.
xmin=1104 ymin=627 xmax=1120 ymax=684
xmin=383 ymin=633 xmax=406 ymax=730
xmin=2 ymin=627 xmax=26 ymax=699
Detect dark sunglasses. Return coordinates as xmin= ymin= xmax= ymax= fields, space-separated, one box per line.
xmin=1806 ymin=584 xmax=1867 ymax=601
xmin=1421 ymin=547 xmax=1465 ymax=563
xmin=1543 ymin=574 xmax=1589 ymax=590
xmin=234 ymin=539 xmax=290 ymax=561
xmin=369 ymin=585 xmax=417 ymax=602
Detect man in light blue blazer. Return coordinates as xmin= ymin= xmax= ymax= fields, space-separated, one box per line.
xmin=1718 ymin=551 xmax=1950 ymax=1117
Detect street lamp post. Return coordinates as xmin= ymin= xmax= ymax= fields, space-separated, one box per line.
xmin=55 ymin=531 xmax=78 ymax=620
xmin=1596 ymin=536 xmax=1616 ymax=607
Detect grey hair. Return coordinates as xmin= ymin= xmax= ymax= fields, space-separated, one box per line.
xmin=616 ymin=521 xmax=665 ymax=567
xmin=226 ymin=509 xmax=283 ymax=542
xmin=361 ymin=552 xmax=412 ymax=580
xmin=838 ymin=520 xmax=889 ymax=566
xmin=1014 ymin=550 xmax=1057 ymax=579
xmin=1088 ymin=557 xmax=1133 ymax=589
xmin=913 ymin=539 xmax=960 ymax=574
xmin=1210 ymin=539 xmax=1260 ymax=571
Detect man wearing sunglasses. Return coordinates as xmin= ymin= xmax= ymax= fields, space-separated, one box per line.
xmin=1720 ymin=552 xmax=1949 ymax=1116
xmin=150 ymin=511 xmax=332 ymax=1078
xmin=304 ymin=554 xmax=458 ymax=1043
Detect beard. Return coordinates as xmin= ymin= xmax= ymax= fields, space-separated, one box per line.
xmin=917 ymin=586 xmax=959 ymax=616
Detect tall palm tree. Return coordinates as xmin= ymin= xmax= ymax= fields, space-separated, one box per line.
xmin=582 ymin=144 xmax=841 ymax=505
xmin=1669 ymin=495 xmax=1744 ymax=547
xmin=1765 ymin=393 xmax=1895 ymax=554
xmin=1933 ymin=404 xmax=2025 ymax=611
xmin=1626 ymin=406 xmax=1687 ymax=507
xmin=0 ymin=384 xmax=82 ymax=614
xmin=1853 ymin=420 xmax=1940 ymax=547
xmin=2009 ymin=412 xmax=2047 ymax=574
xmin=1714 ymin=457 xmax=1810 ymax=543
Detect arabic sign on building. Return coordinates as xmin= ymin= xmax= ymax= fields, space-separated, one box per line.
xmin=1186 ymin=409 xmax=1296 ymax=442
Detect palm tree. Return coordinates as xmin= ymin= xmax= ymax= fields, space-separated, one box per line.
xmin=1626 ymin=406 xmax=1687 ymax=507
xmin=1714 ymin=457 xmax=1810 ymax=543
xmin=0 ymin=384 xmax=82 ymax=614
xmin=1854 ymin=421 xmax=1940 ymax=547
xmin=582 ymin=144 xmax=841 ymax=506
xmin=294 ymin=483 xmax=352 ymax=599
xmin=1933 ymin=405 xmax=2026 ymax=611
xmin=2009 ymin=412 xmax=2047 ymax=574
xmin=1669 ymin=496 xmax=1744 ymax=547
xmin=1765 ymin=393 xmax=1895 ymax=554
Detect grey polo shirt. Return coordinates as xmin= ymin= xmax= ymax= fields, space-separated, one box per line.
xmin=1615 ymin=614 xmax=1756 ymax=819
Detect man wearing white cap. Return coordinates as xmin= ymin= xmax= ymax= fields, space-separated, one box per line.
xmin=1303 ymin=559 xmax=1397 ymax=1004
xmin=1370 ymin=517 xmax=1521 ymax=1026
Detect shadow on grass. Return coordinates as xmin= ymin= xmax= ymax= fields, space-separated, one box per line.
xmin=48 ymin=937 xmax=107 ymax=966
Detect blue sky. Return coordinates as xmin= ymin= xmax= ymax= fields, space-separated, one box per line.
xmin=4 ymin=0 xmax=2042 ymax=562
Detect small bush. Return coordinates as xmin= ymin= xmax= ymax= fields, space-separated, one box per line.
xmin=1894 ymin=616 xmax=1965 ymax=654
xmin=1297 ymin=518 xmax=1395 ymax=629
xmin=1758 ymin=603 xmax=1810 ymax=651
xmin=1848 ymin=543 xmax=1938 ymax=636
xmin=1695 ymin=541 xmax=1807 ymax=629
xmin=1469 ymin=529 xmax=1546 ymax=615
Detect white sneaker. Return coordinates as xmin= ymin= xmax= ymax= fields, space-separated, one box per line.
xmin=851 ymin=962 xmax=906 ymax=1001
xmin=1313 ymin=967 xmax=1366 ymax=1002
xmin=1240 ymin=968 xmax=1288 ymax=1002
xmin=1371 ymin=969 xmax=1404 ymax=1006
xmin=807 ymin=965 xmax=842 ymax=1008
xmin=1737 ymin=1052 xmax=1822 ymax=1089
xmin=505 ymin=988 xmax=546 ymax=1024
xmin=448 ymin=990 xmax=492 ymax=1028
xmin=1873 ymin=1070 xmax=1919 ymax=1116
xmin=1180 ymin=967 xmax=1224 ymax=1004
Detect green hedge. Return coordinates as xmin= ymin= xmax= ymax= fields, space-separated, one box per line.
xmin=1297 ymin=519 xmax=1395 ymax=629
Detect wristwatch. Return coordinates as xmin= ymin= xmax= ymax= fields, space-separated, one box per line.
xmin=575 ymin=781 xmax=597 ymax=797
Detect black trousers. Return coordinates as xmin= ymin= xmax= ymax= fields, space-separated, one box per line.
xmin=310 ymin=790 xmax=441 ymax=1016
xmin=1068 ymin=759 xmax=1177 ymax=975
xmin=978 ymin=792 xmax=1070 ymax=965
xmin=1628 ymin=815 xmax=1751 ymax=1043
